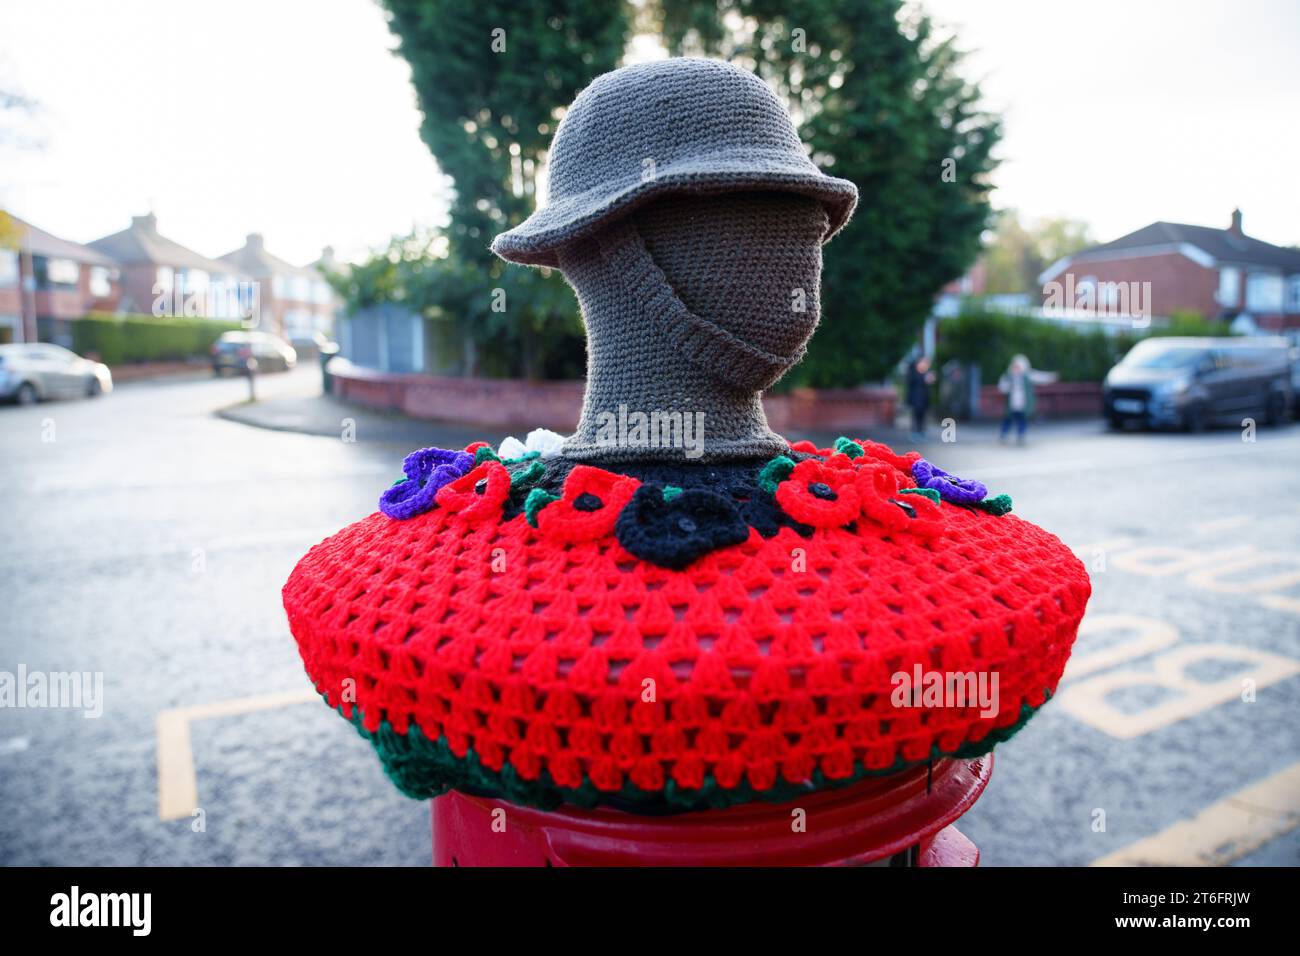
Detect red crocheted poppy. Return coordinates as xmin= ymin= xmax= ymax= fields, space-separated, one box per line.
xmin=856 ymin=462 xmax=945 ymax=539
xmin=775 ymin=459 xmax=861 ymax=528
xmin=789 ymin=438 xmax=838 ymax=457
xmin=535 ymin=465 xmax=640 ymax=543
xmin=855 ymin=439 xmax=921 ymax=478
xmin=435 ymin=461 xmax=511 ymax=523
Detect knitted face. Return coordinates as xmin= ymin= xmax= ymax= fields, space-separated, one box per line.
xmin=554 ymin=190 xmax=833 ymax=461
xmin=633 ymin=192 xmax=829 ymax=391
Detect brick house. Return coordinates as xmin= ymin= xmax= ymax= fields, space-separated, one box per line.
xmin=1039 ymin=210 xmax=1300 ymax=331
xmin=0 ymin=212 xmax=121 ymax=345
xmin=88 ymin=213 xmax=250 ymax=322
xmin=218 ymin=234 xmax=338 ymax=340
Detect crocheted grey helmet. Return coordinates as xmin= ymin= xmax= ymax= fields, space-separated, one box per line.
xmin=491 ymin=57 xmax=858 ymax=268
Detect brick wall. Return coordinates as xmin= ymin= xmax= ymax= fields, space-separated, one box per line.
xmin=977 ymin=381 xmax=1103 ymax=419
xmin=330 ymin=360 xmax=898 ymax=433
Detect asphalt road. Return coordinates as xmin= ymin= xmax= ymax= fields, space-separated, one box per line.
xmin=2 ymin=366 xmax=1297 ymax=866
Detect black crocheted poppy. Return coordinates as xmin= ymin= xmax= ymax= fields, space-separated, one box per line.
xmin=615 ymin=485 xmax=751 ymax=570
xmin=723 ymin=483 xmax=813 ymax=539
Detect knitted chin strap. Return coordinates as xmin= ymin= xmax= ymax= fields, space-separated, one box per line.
xmin=593 ymin=218 xmax=806 ymax=393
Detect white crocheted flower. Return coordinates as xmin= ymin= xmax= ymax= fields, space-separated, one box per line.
xmin=498 ymin=428 xmax=566 ymax=460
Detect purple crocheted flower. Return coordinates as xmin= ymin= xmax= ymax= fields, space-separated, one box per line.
xmin=379 ymin=447 xmax=474 ymax=520
xmin=911 ymin=458 xmax=987 ymax=506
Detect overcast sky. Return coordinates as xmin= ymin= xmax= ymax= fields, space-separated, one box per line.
xmin=1 ymin=0 xmax=1297 ymax=266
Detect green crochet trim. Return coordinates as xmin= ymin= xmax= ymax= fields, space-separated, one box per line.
xmin=333 ymin=692 xmax=1049 ymax=815
xmin=473 ymin=446 xmax=501 ymax=466
xmin=834 ymin=436 xmax=865 ymax=458
xmin=757 ymin=455 xmax=796 ymax=495
xmin=899 ymin=487 xmax=941 ymax=505
xmin=663 ymin=485 xmax=684 ymax=502
xmin=974 ymin=493 xmax=1013 ymax=516
xmin=523 ymin=487 xmax=559 ymax=527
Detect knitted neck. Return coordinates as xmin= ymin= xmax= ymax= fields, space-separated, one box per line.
xmin=557 ymin=193 xmax=829 ymax=463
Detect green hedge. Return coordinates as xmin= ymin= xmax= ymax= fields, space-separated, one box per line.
xmin=71 ymin=312 xmax=243 ymax=365
xmin=935 ymin=309 xmax=1234 ymax=383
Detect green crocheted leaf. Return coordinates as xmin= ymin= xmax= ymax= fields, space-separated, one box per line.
xmin=509 ymin=459 xmax=546 ymax=490
xmin=757 ymin=455 xmax=796 ymax=495
xmin=834 ymin=436 xmax=865 ymax=459
xmin=502 ymin=450 xmax=541 ymax=465
xmin=662 ymin=485 xmax=684 ymax=501
xmin=975 ymin=493 xmax=1013 ymax=516
xmin=899 ymin=487 xmax=941 ymax=505
xmin=524 ymin=487 xmax=559 ymax=527
xmin=473 ymin=446 xmax=501 ymax=466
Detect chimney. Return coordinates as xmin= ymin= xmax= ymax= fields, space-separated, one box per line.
xmin=1229 ymin=208 xmax=1243 ymax=236
xmin=245 ymin=232 xmax=265 ymax=251
xmin=131 ymin=213 xmax=158 ymax=234
xmin=319 ymin=245 xmax=336 ymax=269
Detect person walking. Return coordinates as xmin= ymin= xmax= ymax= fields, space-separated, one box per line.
xmin=906 ymin=355 xmax=936 ymax=441
xmin=999 ymin=354 xmax=1057 ymax=444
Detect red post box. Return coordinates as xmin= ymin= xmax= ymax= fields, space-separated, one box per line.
xmin=433 ymin=754 xmax=990 ymax=867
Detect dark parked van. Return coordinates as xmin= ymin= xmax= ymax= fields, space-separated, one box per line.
xmin=1103 ymin=337 xmax=1292 ymax=431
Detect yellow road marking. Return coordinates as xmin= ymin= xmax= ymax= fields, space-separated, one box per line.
xmin=1110 ymin=545 xmax=1253 ymax=578
xmin=1191 ymin=514 xmax=1254 ymax=535
xmin=1070 ymin=537 xmax=1135 ymax=560
xmin=1092 ymin=762 xmax=1300 ymax=866
xmin=1056 ymin=643 xmax=1300 ymax=739
xmin=1061 ymin=614 xmax=1179 ymax=682
xmin=156 ymin=688 xmax=321 ymax=821
xmin=1260 ymin=593 xmax=1300 ymax=616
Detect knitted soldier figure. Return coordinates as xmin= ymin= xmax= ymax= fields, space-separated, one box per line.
xmin=283 ymin=59 xmax=1090 ymax=817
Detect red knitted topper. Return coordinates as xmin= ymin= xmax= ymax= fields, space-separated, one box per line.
xmin=283 ymin=437 xmax=1090 ymax=812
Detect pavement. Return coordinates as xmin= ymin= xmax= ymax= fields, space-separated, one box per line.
xmin=1 ymin=365 xmax=1298 ymax=866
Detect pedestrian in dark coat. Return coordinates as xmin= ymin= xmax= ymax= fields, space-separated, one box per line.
xmin=907 ymin=355 xmax=936 ymax=441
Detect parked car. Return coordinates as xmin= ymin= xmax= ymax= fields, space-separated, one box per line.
xmin=211 ymin=331 xmax=297 ymax=375
xmin=1103 ymin=336 xmax=1292 ymax=431
xmin=1291 ymin=346 xmax=1300 ymax=418
xmin=0 ymin=343 xmax=113 ymax=405
xmin=288 ymin=329 xmax=335 ymax=358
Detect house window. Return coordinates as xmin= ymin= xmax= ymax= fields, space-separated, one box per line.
xmin=313 ymin=279 xmax=332 ymax=305
xmin=89 ymin=266 xmax=112 ymax=298
xmin=1287 ymin=276 xmax=1300 ymax=314
xmin=1074 ymin=275 xmax=1098 ymax=311
xmin=284 ymin=309 xmax=311 ymax=334
xmin=1245 ymin=272 xmax=1284 ymax=312
xmin=36 ymin=257 xmax=80 ymax=288
xmin=1099 ymin=281 xmax=1121 ymax=310
xmin=180 ymin=269 xmax=209 ymax=295
xmin=0 ymin=250 xmax=17 ymax=287
xmin=1217 ymin=267 xmax=1239 ymax=307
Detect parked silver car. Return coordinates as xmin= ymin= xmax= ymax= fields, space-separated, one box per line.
xmin=211 ymin=330 xmax=298 ymax=375
xmin=0 ymin=343 xmax=113 ymax=405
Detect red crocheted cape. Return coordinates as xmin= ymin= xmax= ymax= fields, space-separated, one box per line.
xmin=282 ymin=437 xmax=1090 ymax=812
